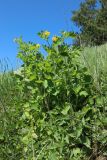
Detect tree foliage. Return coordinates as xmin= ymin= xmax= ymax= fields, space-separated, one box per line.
xmin=72 ymin=0 xmax=107 ymax=46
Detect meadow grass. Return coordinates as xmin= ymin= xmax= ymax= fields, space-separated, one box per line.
xmin=80 ymin=44 xmax=107 ymax=121
xmin=80 ymin=43 xmax=107 ymax=91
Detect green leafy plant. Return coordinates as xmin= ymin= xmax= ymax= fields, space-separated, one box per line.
xmin=0 ymin=31 xmax=107 ymax=160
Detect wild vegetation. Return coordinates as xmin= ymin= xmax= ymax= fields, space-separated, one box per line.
xmin=0 ymin=31 xmax=107 ymax=160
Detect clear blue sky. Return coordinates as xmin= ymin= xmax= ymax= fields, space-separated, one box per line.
xmin=0 ymin=0 xmax=84 ymax=68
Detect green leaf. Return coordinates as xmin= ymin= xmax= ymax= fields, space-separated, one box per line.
xmin=35 ymin=80 xmax=43 ymax=84
xmin=61 ymin=31 xmax=76 ymax=39
xmin=73 ymin=148 xmax=81 ymax=156
xmin=73 ymin=85 xmax=82 ymax=94
xmin=22 ymin=136 xmax=29 ymax=145
xmin=49 ymin=152 xmax=57 ymax=160
xmin=65 ymin=135 xmax=69 ymax=144
xmin=102 ymin=117 xmax=107 ymax=125
xmin=83 ymin=136 xmax=91 ymax=149
xmin=0 ymin=134 xmax=4 ymax=140
xmin=61 ymin=105 xmax=70 ymax=115
xmin=53 ymin=90 xmax=59 ymax=96
xmin=75 ymin=125 xmax=83 ymax=138
xmin=79 ymin=91 xmax=88 ymax=97
xmin=43 ymin=80 xmax=48 ymax=88
xmin=29 ymin=74 xmax=36 ymax=81
xmin=82 ymin=106 xmax=91 ymax=115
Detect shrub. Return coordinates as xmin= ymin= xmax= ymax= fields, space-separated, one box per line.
xmin=0 ymin=31 xmax=107 ymax=159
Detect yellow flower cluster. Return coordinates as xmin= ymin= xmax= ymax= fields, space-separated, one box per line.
xmin=43 ymin=31 xmax=50 ymax=37
xmin=52 ymin=36 xmax=58 ymax=42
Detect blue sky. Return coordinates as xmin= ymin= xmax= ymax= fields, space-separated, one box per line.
xmin=0 ymin=0 xmax=84 ymax=68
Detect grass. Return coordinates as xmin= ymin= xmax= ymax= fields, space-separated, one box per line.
xmin=80 ymin=44 xmax=107 ymax=119
xmin=80 ymin=43 xmax=107 ymax=92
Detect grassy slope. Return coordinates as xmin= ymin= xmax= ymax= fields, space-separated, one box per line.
xmin=80 ymin=43 xmax=107 ymax=90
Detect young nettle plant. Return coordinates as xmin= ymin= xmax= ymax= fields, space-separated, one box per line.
xmin=11 ymin=31 xmax=106 ymax=160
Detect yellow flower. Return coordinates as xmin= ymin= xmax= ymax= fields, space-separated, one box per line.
xmin=43 ymin=31 xmax=50 ymax=37
xmin=52 ymin=36 xmax=58 ymax=42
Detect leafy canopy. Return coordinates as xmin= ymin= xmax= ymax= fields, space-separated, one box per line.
xmin=72 ymin=0 xmax=107 ymax=46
